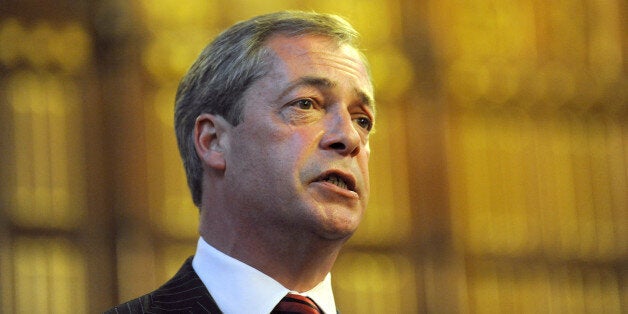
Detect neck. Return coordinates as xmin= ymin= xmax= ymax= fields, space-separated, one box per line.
xmin=198 ymin=207 xmax=348 ymax=292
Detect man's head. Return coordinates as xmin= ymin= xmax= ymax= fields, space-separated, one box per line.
xmin=175 ymin=11 xmax=370 ymax=208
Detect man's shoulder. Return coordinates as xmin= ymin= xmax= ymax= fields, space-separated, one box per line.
xmin=104 ymin=257 xmax=222 ymax=314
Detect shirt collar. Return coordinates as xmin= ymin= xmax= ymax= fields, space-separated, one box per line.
xmin=192 ymin=237 xmax=337 ymax=314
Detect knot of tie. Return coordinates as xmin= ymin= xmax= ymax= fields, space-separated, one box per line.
xmin=271 ymin=293 xmax=322 ymax=314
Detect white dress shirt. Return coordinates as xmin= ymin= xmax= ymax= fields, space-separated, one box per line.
xmin=192 ymin=237 xmax=337 ymax=314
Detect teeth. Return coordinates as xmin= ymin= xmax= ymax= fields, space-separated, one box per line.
xmin=325 ymin=175 xmax=348 ymax=190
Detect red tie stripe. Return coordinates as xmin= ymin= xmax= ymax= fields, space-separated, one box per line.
xmin=271 ymin=293 xmax=322 ymax=314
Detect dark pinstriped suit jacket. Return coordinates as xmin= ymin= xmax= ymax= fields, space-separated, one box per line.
xmin=105 ymin=257 xmax=222 ymax=313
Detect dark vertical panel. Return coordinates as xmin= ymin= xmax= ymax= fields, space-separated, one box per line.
xmin=91 ymin=0 xmax=156 ymax=302
xmin=399 ymin=0 xmax=460 ymax=313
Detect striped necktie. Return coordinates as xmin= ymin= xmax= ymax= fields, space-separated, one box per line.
xmin=271 ymin=293 xmax=322 ymax=314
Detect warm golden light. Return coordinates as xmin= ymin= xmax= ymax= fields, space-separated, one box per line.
xmin=0 ymin=0 xmax=624 ymax=312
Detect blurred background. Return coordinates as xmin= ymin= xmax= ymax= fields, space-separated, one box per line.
xmin=0 ymin=0 xmax=626 ymax=313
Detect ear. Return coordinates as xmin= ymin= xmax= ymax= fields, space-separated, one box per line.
xmin=194 ymin=113 xmax=232 ymax=171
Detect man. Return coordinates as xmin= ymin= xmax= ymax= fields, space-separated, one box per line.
xmin=107 ymin=10 xmax=375 ymax=314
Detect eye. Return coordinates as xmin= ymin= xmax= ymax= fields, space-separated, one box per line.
xmin=355 ymin=116 xmax=373 ymax=131
xmin=293 ymin=99 xmax=314 ymax=110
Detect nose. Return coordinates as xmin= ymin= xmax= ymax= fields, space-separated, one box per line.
xmin=319 ymin=110 xmax=361 ymax=157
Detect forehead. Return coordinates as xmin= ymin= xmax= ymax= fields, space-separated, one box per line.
xmin=263 ymin=34 xmax=374 ymax=97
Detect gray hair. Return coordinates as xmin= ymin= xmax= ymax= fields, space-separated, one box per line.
xmin=174 ymin=11 xmax=365 ymax=207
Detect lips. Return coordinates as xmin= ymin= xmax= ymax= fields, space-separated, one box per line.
xmin=313 ymin=170 xmax=357 ymax=193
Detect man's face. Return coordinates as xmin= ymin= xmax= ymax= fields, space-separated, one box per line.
xmin=222 ymin=34 xmax=374 ymax=240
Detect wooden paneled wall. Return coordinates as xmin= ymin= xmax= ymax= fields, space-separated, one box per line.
xmin=0 ymin=1 xmax=624 ymax=312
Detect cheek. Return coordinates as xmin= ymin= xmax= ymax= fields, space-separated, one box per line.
xmin=251 ymin=127 xmax=316 ymax=176
xmin=291 ymin=128 xmax=324 ymax=162
xmin=359 ymin=148 xmax=371 ymax=191
xmin=236 ymin=117 xmax=323 ymax=178
xmin=361 ymin=144 xmax=371 ymax=172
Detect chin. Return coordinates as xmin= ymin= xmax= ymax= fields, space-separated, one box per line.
xmin=317 ymin=214 xmax=362 ymax=241
xmin=302 ymin=199 xmax=365 ymax=241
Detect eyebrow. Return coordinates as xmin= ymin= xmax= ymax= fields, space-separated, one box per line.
xmin=277 ymin=76 xmax=376 ymax=111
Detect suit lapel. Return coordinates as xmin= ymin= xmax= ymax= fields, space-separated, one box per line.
xmin=146 ymin=256 xmax=222 ymax=313
xmin=106 ymin=257 xmax=222 ymax=313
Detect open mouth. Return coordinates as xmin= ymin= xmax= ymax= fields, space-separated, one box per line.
xmin=316 ymin=172 xmax=356 ymax=192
